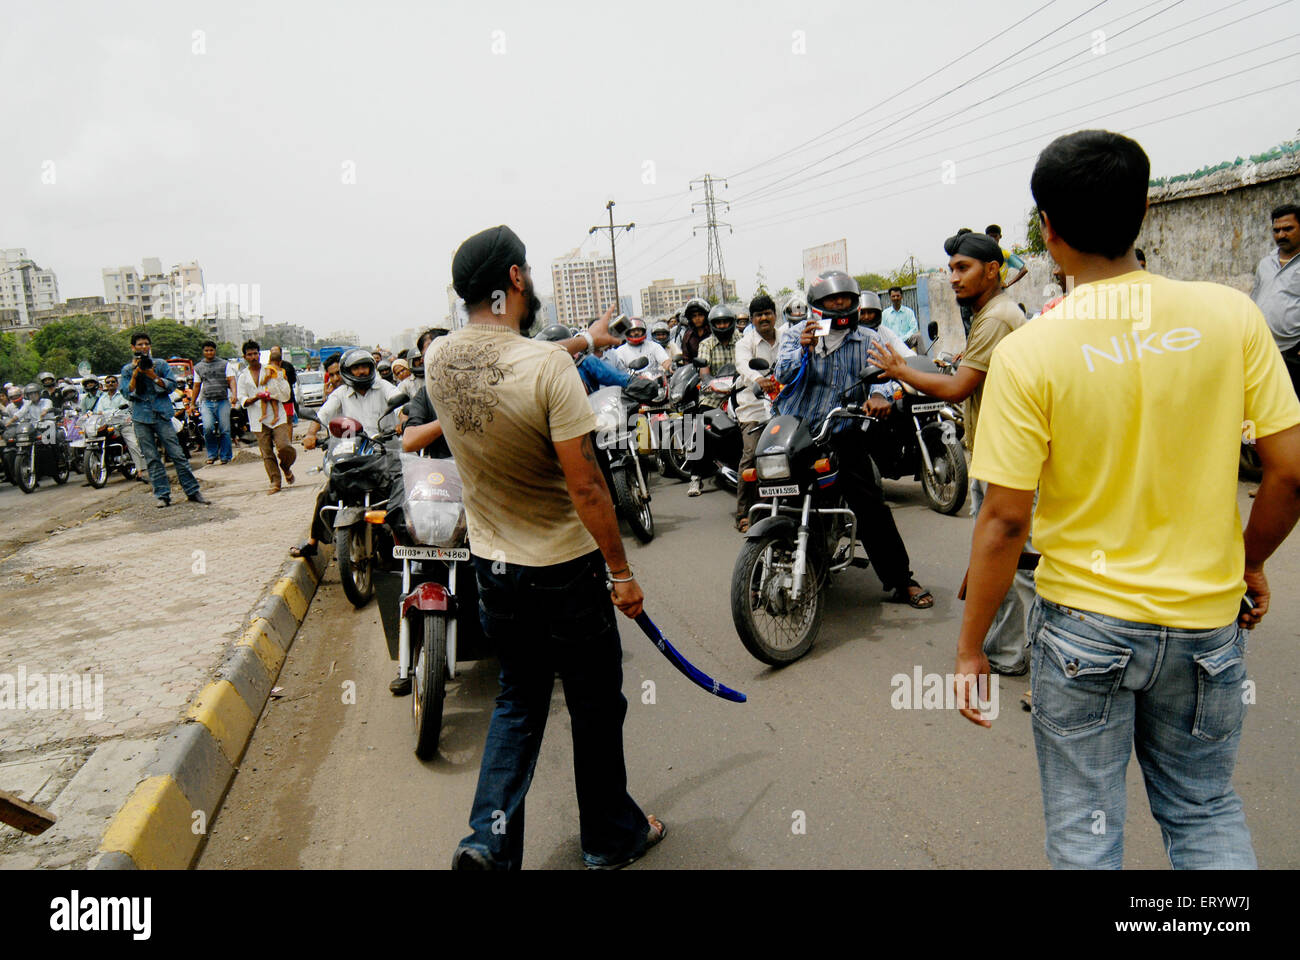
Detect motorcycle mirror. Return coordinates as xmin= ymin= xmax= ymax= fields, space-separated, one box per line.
xmin=297 ymin=407 xmax=320 ymax=424
xmin=690 ymin=358 xmax=709 ymax=369
xmin=628 ymin=356 xmax=651 ymax=371
xmin=384 ymin=393 xmax=407 ymax=413
xmin=927 ymin=321 xmax=939 ymax=340
xmin=747 ymin=358 xmax=771 ymax=372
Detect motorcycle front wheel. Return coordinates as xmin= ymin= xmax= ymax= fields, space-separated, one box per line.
xmin=16 ymin=449 xmax=36 ymax=493
xmin=921 ymin=432 xmax=968 ymax=515
xmin=411 ymin=612 xmax=448 ymax=761
xmin=85 ymin=446 xmax=108 ymax=488
xmin=52 ymin=446 xmax=70 ymax=485
xmin=611 ymin=467 xmax=654 ymax=543
xmin=660 ymin=429 xmax=692 ymax=481
xmin=731 ymin=532 xmax=824 ymax=666
xmin=335 ymin=524 xmax=374 ymax=607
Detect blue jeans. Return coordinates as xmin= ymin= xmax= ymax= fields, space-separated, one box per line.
xmin=1029 ymin=597 xmax=1255 ymax=869
xmin=456 ymin=550 xmax=648 ymax=869
xmin=133 ymin=417 xmax=200 ymax=501
xmin=970 ymin=479 xmax=1035 ymax=672
xmin=199 ymin=398 xmax=233 ymax=462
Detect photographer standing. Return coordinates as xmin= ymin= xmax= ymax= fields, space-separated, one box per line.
xmin=119 ymin=331 xmax=209 ymax=507
xmin=428 ymin=224 xmax=664 ymax=871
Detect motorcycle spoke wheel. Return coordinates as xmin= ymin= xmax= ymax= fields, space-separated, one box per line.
xmin=730 ymin=534 xmax=823 ymax=665
xmin=921 ymin=434 xmax=968 ymax=515
xmin=335 ymin=525 xmax=374 ymax=607
xmin=612 ymin=469 xmax=654 ymax=543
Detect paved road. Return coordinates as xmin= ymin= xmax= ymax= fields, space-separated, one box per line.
xmin=199 ymin=469 xmax=1300 ymax=870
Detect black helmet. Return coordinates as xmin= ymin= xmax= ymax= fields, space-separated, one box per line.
xmin=534 ymin=324 xmax=571 ymax=343
xmin=339 ymin=348 xmax=377 ymax=390
xmin=682 ymin=297 xmax=710 ymax=325
xmin=406 ymin=346 xmax=425 ymax=377
xmin=377 ymin=359 xmax=393 ymax=381
xmin=808 ymin=271 xmax=861 ymax=332
xmin=707 ymin=303 xmax=736 ymax=343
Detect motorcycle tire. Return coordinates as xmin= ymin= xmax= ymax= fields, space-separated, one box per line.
xmin=53 ymin=447 xmax=70 ymax=485
xmin=335 ymin=524 xmax=374 ymax=607
xmin=921 ymin=433 xmax=968 ymax=515
xmin=120 ymin=460 xmax=138 ymax=481
xmin=731 ymin=532 xmax=824 ymax=666
xmin=1239 ymin=442 xmax=1263 ymax=483
xmin=660 ymin=430 xmax=693 ymax=481
xmin=611 ymin=467 xmax=654 ymax=543
xmin=713 ymin=468 xmax=738 ymax=494
xmin=411 ymin=612 xmax=448 ymax=761
xmin=86 ymin=447 xmax=109 ymax=488
xmin=16 ymin=451 xmax=37 ymax=494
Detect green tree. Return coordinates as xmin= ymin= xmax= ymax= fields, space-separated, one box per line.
xmin=854 ymin=272 xmax=891 ymax=292
xmin=776 ymin=285 xmax=793 ymax=297
xmin=1023 ymin=205 xmax=1047 ymax=254
xmin=0 ymin=333 xmax=42 ymax=384
xmin=30 ymin=316 xmax=132 ymax=375
xmin=128 ymin=320 xmax=207 ymax=361
xmin=795 ymin=277 xmax=805 ymax=292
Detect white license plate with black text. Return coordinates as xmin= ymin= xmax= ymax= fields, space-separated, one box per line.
xmin=759 ymin=484 xmax=800 ymax=498
xmin=392 ymin=546 xmax=470 ymax=561
xmin=911 ymin=402 xmax=946 ymax=413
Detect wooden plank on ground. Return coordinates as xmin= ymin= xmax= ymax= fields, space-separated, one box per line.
xmin=0 ymin=787 xmax=56 ymax=835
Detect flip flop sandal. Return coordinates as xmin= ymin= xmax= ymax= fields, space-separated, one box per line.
xmin=585 ymin=815 xmax=667 ymax=870
xmin=890 ymin=580 xmax=934 ymax=609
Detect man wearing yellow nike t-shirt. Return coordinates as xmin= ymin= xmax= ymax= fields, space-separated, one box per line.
xmin=955 ymin=130 xmax=1300 ymax=870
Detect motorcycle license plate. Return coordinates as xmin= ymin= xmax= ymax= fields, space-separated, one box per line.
xmin=910 ymin=402 xmax=946 ymax=413
xmin=759 ymin=484 xmax=799 ymax=497
xmin=392 ymin=545 xmax=469 ymax=561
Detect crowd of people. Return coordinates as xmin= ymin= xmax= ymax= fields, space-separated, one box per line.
xmin=407 ymin=129 xmax=1300 ymax=872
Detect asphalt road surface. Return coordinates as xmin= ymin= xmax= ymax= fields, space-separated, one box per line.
xmin=198 ymin=468 xmax=1300 ymax=870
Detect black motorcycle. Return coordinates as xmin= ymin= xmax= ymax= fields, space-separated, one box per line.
xmin=299 ymin=396 xmax=406 ymax=608
xmin=82 ymin=410 xmax=138 ymax=487
xmin=589 ymin=365 xmax=663 ymax=542
xmin=868 ymin=355 xmax=967 ymax=515
xmin=9 ymin=413 xmax=71 ymax=493
xmin=730 ymin=366 xmax=885 ymax=665
xmin=662 ymin=357 xmax=743 ymax=489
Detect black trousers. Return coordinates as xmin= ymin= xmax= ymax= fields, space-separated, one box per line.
xmin=829 ymin=428 xmax=914 ymax=593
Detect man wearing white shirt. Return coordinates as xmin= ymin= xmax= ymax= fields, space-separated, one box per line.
xmin=237 ymin=339 xmax=296 ymax=494
xmin=733 ymin=294 xmax=788 ymax=531
xmin=609 ymin=318 xmax=670 ymax=373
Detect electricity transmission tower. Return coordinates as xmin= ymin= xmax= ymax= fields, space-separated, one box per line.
xmin=690 ymin=174 xmax=731 ymax=303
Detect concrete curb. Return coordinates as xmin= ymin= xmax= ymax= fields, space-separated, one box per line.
xmin=92 ymin=548 xmax=331 ymax=869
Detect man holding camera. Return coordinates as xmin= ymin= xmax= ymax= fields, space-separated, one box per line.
xmin=120 ymin=331 xmax=209 ymax=507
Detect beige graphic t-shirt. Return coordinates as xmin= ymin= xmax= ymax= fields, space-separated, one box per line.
xmin=425 ymin=325 xmax=597 ymax=567
xmin=961 ymin=291 xmax=1026 ymax=450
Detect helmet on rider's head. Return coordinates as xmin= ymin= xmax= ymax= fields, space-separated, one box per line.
xmin=625 ymin=317 xmax=647 ymax=345
xmin=808 ymin=271 xmax=861 ymax=333
xmin=650 ymin=320 xmax=670 ymax=344
xmin=339 ymin=348 xmax=377 ymax=390
xmin=377 ymin=359 xmax=393 ymax=381
xmin=706 ymin=303 xmax=737 ymax=343
xmin=534 ymin=324 xmax=571 ymax=343
xmin=38 ymin=371 xmax=55 ymax=387
xmin=783 ymin=294 xmax=808 ymax=323
xmin=83 ymin=377 xmax=100 ymax=390
xmin=23 ymin=383 xmax=41 ymax=400
xmin=858 ymin=291 xmax=883 ymax=329
xmin=682 ymin=297 xmax=710 ymax=326
xmin=61 ymin=386 xmax=80 ymax=403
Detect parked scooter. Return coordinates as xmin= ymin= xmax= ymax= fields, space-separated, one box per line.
xmin=731 ymin=365 xmax=887 ymax=665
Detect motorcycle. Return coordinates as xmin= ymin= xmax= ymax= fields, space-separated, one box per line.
xmin=867 ymin=355 xmax=968 ymax=515
xmin=299 ymin=395 xmax=406 ymax=608
xmin=661 ymin=357 xmax=743 ymax=489
xmin=10 ymin=412 xmax=71 ymax=493
xmin=372 ymin=453 xmax=489 ymax=760
xmin=82 ymin=410 xmax=138 ymax=487
xmin=730 ymin=365 xmax=886 ymax=665
xmin=589 ymin=363 xmax=663 ymax=543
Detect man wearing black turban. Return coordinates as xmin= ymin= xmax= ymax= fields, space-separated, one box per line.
xmin=869 ymin=230 xmax=1033 ymax=675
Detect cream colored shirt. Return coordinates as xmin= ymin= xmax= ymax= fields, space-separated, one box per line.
xmin=236 ymin=365 xmax=290 ymax=432
xmin=426 ymin=325 xmax=598 ymax=567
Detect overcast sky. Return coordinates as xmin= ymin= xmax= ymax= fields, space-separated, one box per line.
xmin=4 ymin=0 xmax=1297 ymax=344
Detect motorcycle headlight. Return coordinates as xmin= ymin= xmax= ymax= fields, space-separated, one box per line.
xmin=756 ymin=453 xmax=791 ymax=480
xmin=593 ymin=395 xmax=623 ymax=434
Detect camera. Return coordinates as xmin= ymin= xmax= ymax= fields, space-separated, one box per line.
xmin=137 ymin=354 xmax=153 ymax=369
xmin=608 ymin=314 xmax=631 ymax=339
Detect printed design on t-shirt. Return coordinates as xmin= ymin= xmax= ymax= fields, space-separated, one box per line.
xmin=428 ymin=338 xmax=508 ymax=435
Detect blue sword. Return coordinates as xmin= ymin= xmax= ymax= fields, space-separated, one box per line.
xmin=634 ymin=613 xmax=747 ymax=703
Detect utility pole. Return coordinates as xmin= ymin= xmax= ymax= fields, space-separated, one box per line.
xmin=690 ymin=174 xmax=731 ymax=303
xmin=590 ymin=200 xmax=634 ymax=314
